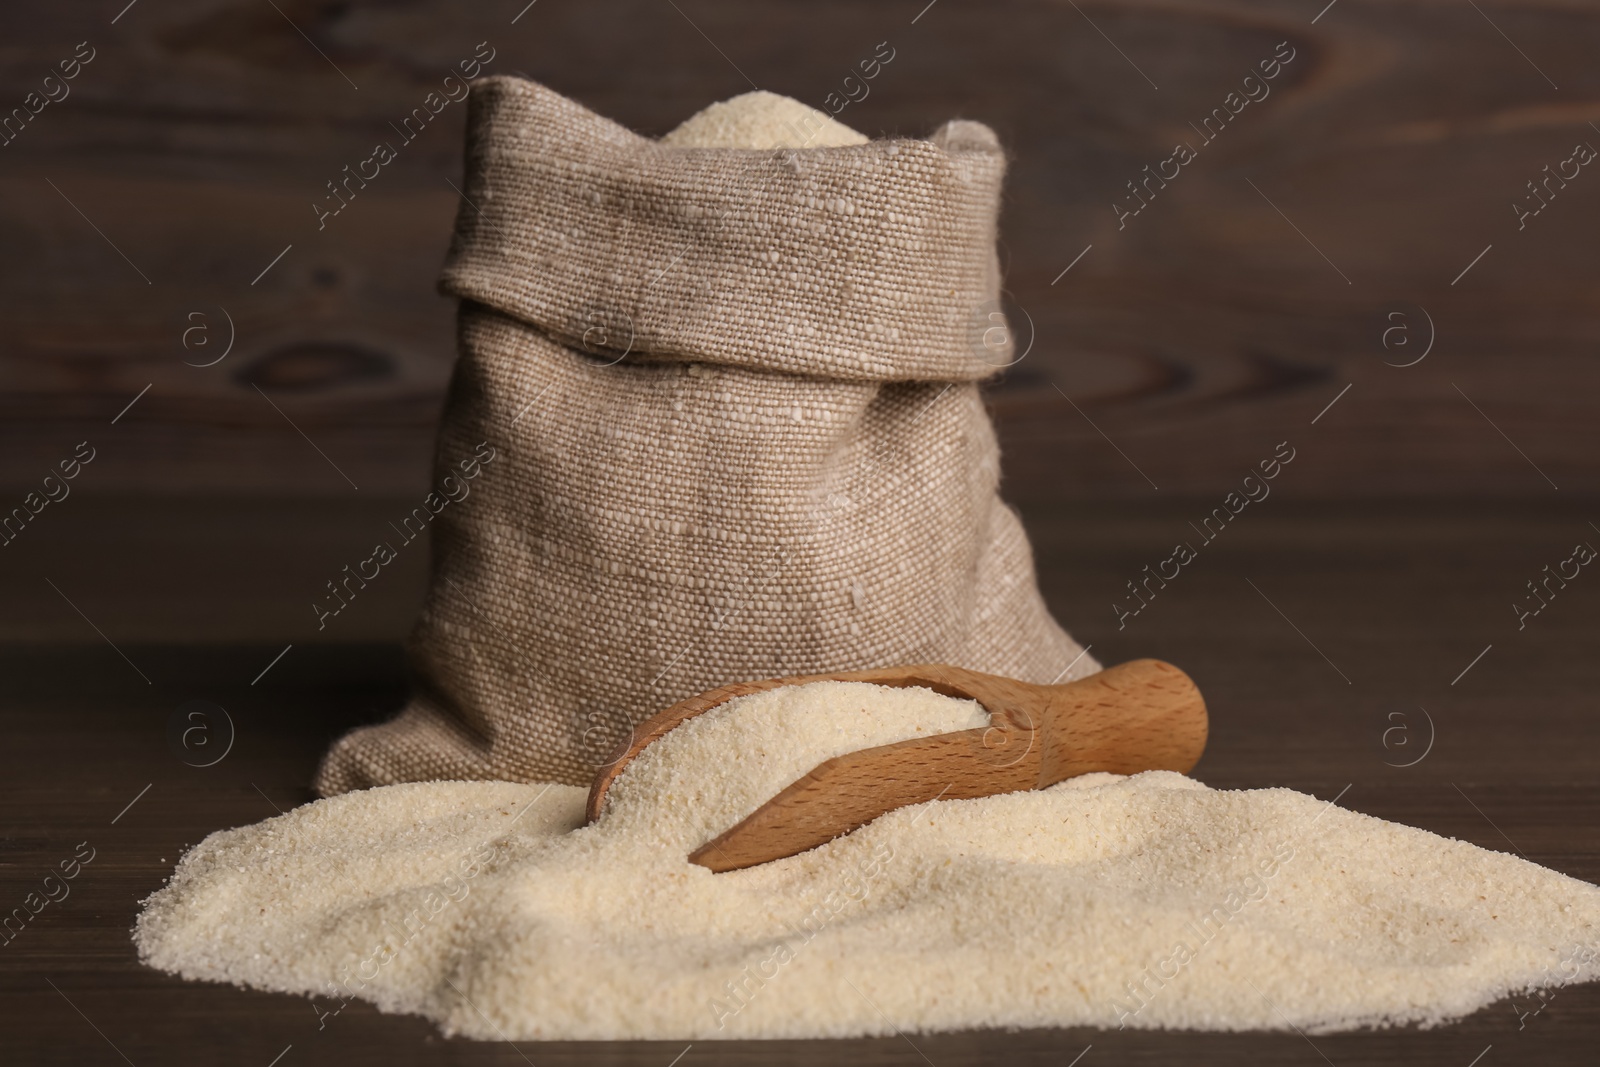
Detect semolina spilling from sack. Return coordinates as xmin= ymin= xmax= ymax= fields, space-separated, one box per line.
xmin=313 ymin=82 xmax=1096 ymax=795
xmin=139 ymin=678 xmax=1600 ymax=1039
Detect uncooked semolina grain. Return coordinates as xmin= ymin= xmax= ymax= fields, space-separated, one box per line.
xmin=136 ymin=680 xmax=1600 ymax=1039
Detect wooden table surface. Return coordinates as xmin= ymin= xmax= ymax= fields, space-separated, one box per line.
xmin=3 ymin=498 xmax=1598 ymax=1065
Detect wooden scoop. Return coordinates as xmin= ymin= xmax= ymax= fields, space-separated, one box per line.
xmin=586 ymin=659 xmax=1206 ymax=873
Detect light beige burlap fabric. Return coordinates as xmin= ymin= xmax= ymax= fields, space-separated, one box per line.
xmin=314 ymin=78 xmax=1097 ymax=795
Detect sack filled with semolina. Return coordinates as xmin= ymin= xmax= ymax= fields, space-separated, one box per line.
xmin=314 ymin=78 xmax=1096 ymax=795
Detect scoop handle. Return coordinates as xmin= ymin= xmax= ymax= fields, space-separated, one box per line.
xmin=1034 ymin=658 xmax=1207 ymax=786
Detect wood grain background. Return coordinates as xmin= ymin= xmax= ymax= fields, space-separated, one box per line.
xmin=1 ymin=0 xmax=1596 ymax=500
xmin=5 ymin=7 xmax=1600 ymax=1059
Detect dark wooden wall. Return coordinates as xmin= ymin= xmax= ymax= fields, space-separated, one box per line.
xmin=2 ymin=0 xmax=1596 ymax=500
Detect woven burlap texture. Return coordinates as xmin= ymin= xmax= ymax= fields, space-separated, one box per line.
xmin=313 ymin=78 xmax=1097 ymax=795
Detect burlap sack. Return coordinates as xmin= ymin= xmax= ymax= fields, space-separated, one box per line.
xmin=314 ymin=78 xmax=1097 ymax=795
